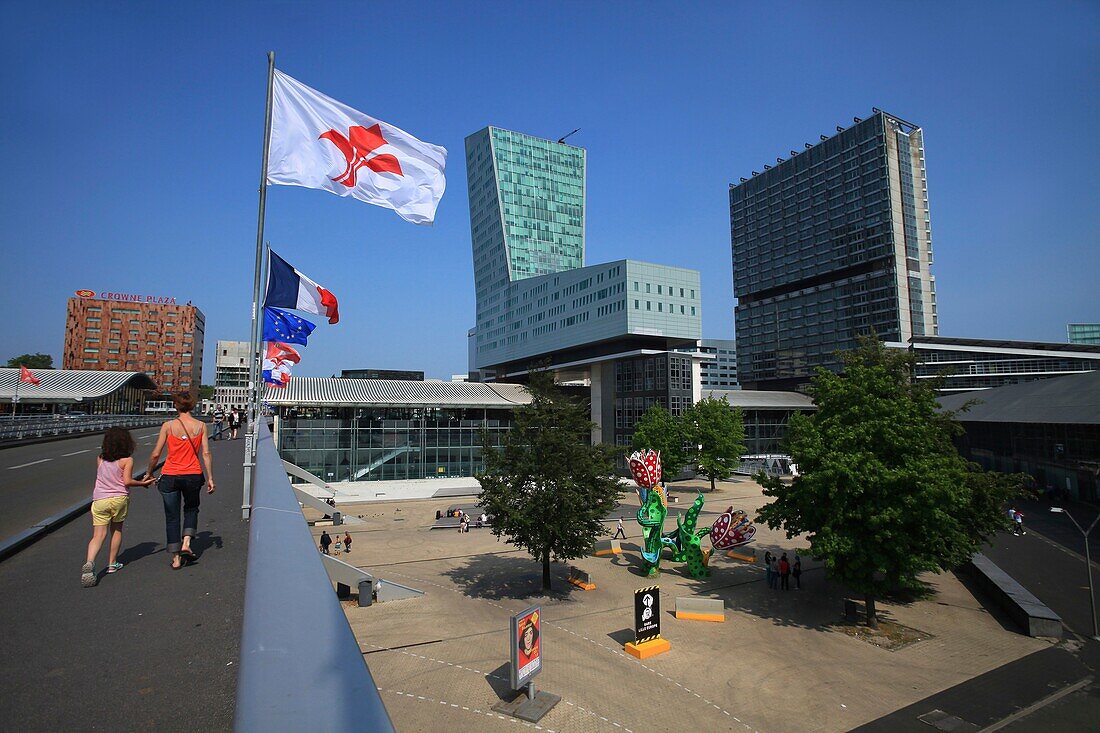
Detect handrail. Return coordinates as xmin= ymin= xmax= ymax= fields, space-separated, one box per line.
xmin=235 ymin=420 xmax=394 ymax=732
xmin=0 ymin=414 xmax=163 ymax=442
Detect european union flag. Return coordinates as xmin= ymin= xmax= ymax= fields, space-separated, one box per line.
xmin=263 ymin=307 xmax=316 ymax=346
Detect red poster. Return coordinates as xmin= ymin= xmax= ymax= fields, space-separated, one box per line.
xmin=514 ymin=608 xmax=541 ymax=683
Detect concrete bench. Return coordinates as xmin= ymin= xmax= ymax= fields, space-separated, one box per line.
xmin=568 ymin=567 xmax=596 ymax=591
xmin=962 ymin=552 xmax=1062 ymax=638
xmin=592 ymin=539 xmax=622 ymax=557
xmin=675 ymin=596 xmax=725 ymax=622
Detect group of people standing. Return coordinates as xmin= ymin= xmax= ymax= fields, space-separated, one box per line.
xmin=209 ymin=405 xmax=243 ymax=440
xmin=764 ymin=550 xmax=801 ymax=590
xmin=81 ymin=390 xmax=216 ymax=586
xmin=319 ymin=530 xmax=353 ymax=555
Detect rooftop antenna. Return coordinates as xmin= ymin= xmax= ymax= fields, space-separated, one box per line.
xmin=557 ymin=128 xmax=581 ymax=144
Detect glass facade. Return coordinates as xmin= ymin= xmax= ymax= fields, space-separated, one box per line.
xmin=612 ymin=352 xmax=694 ymax=447
xmin=1068 ymin=324 xmax=1100 ymax=345
xmin=277 ymin=406 xmax=515 ymax=483
xmin=897 ymin=340 xmax=1100 ymax=393
xmin=730 ymin=111 xmax=937 ymax=390
xmin=466 ymin=127 xmax=586 ymax=338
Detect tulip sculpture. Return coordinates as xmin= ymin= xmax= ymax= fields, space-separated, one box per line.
xmin=627 ymin=449 xmax=756 ymax=579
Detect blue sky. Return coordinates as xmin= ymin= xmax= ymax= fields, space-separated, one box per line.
xmin=1 ymin=2 xmax=1097 ymax=382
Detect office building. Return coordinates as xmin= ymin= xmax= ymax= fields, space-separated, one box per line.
xmin=1068 ymin=323 xmax=1100 ymax=345
xmin=63 ymin=291 xmax=204 ymax=396
xmin=678 ymin=339 xmax=738 ymax=389
xmin=214 ymin=340 xmax=251 ymax=410
xmin=730 ymin=109 xmax=937 ymax=391
xmin=341 ymin=369 xmax=425 ymax=381
xmin=889 ymin=336 xmax=1100 ymax=393
xmin=465 ymin=127 xmax=705 ymax=446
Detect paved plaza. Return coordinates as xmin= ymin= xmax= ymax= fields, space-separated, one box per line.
xmin=315 ymin=478 xmax=1050 ymax=733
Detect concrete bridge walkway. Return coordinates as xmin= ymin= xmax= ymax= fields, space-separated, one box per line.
xmin=0 ymin=436 xmax=248 ymax=731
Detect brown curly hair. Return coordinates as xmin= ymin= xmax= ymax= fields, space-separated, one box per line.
xmin=101 ymin=427 xmax=135 ymax=462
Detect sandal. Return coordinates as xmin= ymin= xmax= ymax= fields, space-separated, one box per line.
xmin=106 ymin=562 xmax=124 ymax=574
xmin=180 ymin=547 xmax=196 ymax=559
xmin=171 ymin=555 xmax=183 ymax=569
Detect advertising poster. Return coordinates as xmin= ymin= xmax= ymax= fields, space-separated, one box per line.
xmin=509 ymin=606 xmax=542 ymax=690
xmin=634 ymin=585 xmax=661 ymax=644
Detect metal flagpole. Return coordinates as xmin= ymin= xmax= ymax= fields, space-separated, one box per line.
xmin=244 ymin=50 xmax=276 ymax=521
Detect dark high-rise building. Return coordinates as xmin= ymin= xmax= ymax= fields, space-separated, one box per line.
xmin=730 ymin=110 xmax=937 ymax=390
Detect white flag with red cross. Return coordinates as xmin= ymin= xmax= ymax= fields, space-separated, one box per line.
xmin=266 ymin=69 xmax=447 ymax=225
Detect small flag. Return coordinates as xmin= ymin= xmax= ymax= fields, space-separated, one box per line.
xmin=266 ymin=69 xmax=447 ymax=225
xmin=264 ymin=249 xmax=340 ymax=324
xmin=262 ymin=307 xmax=316 ymax=346
xmin=262 ymin=342 xmax=301 ymax=388
xmin=19 ymin=365 xmax=40 ymax=386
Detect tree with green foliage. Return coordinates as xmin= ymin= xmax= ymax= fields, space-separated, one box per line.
xmin=199 ymin=385 xmax=214 ymax=400
xmin=6 ymin=353 xmax=53 ymax=369
xmin=477 ymin=370 xmax=623 ymax=591
xmin=631 ymin=404 xmax=690 ymax=480
xmin=684 ymin=396 xmax=746 ymax=492
xmin=755 ymin=338 xmax=1022 ymax=628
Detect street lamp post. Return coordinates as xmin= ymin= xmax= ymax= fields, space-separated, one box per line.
xmin=1050 ymin=507 xmax=1100 ymax=641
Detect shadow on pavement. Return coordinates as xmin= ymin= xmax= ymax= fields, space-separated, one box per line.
xmin=443 ymin=554 xmax=578 ymax=602
xmin=606 ymin=627 xmax=635 ymax=646
xmin=191 ymin=530 xmax=223 ymax=555
xmin=485 ymin=662 xmax=513 ymax=701
xmin=117 ymin=540 xmax=159 ymax=565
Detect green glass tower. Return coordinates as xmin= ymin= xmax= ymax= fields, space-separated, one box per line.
xmin=465 ymin=127 xmax=586 ymax=331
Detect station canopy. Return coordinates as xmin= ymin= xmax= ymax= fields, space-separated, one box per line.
xmin=0 ymin=368 xmax=158 ymax=404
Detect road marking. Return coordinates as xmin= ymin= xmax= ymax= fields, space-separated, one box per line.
xmin=62 ymin=449 xmax=91 ymax=457
xmin=7 ymin=458 xmax=53 ymax=470
xmin=978 ymin=676 xmax=1092 ymax=732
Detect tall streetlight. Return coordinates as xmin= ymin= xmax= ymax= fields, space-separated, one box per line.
xmin=1050 ymin=507 xmax=1100 ymax=640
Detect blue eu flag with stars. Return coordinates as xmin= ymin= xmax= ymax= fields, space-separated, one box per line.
xmin=263 ymin=307 xmax=316 ymax=346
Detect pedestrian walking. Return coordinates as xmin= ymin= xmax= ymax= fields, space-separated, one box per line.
xmin=770 ymin=556 xmax=780 ymax=589
xmin=147 ymin=391 xmax=215 ymax=570
xmin=229 ymin=408 xmax=242 ymax=440
xmin=613 ymin=516 xmax=627 ymax=539
xmin=80 ymin=428 xmax=157 ymax=587
xmin=211 ymin=405 xmax=225 ymax=440
xmin=792 ymin=555 xmax=802 ymax=589
xmin=779 ymin=553 xmax=791 ymax=590
xmin=764 ymin=551 xmax=775 ymax=589
xmin=319 ymin=530 xmax=332 ymax=554
xmin=1014 ymin=509 xmax=1026 ymax=536
xmin=343 ymin=532 xmax=352 ymax=554
xmin=461 ymin=513 xmax=470 ymax=533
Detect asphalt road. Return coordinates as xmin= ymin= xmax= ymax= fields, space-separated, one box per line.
xmin=0 ymin=436 xmax=247 ymax=731
xmin=0 ymin=428 xmax=167 ymax=539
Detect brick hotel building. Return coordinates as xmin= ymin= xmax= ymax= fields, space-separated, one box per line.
xmin=63 ymin=293 xmax=205 ymax=395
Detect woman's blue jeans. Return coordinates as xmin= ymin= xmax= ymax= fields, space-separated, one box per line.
xmin=159 ymin=474 xmax=203 ymax=554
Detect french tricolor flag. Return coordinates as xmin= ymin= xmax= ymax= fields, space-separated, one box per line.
xmin=264 ymin=249 xmax=340 ymax=324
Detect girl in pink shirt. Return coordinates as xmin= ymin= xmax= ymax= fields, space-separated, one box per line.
xmin=81 ymin=427 xmax=155 ymax=588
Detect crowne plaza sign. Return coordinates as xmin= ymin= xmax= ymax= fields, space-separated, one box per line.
xmin=75 ymin=289 xmax=177 ymax=305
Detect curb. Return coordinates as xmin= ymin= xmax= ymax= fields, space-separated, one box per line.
xmin=0 ymin=462 xmax=164 ymax=563
xmin=0 ymin=498 xmax=92 ymax=562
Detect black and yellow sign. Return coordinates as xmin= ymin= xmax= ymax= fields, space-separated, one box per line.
xmin=633 ymin=585 xmax=661 ymax=644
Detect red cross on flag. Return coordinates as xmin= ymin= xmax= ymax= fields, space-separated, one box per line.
xmin=266 ymin=69 xmax=447 ymax=225
xmin=19 ymin=365 xmax=40 ymax=386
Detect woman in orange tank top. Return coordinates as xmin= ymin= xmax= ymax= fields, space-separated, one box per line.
xmin=147 ymin=390 xmax=215 ymax=569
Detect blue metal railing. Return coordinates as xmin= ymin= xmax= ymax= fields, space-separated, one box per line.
xmin=0 ymin=414 xmax=163 ymax=442
xmin=235 ymin=420 xmax=394 ymax=732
